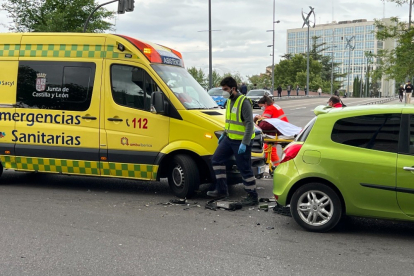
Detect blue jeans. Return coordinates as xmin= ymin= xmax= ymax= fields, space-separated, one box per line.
xmin=211 ymin=136 xmax=257 ymax=196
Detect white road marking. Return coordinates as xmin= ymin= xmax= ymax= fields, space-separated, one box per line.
xmin=290 ymin=107 xmax=306 ymax=110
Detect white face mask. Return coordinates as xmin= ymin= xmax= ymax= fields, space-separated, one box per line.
xmin=222 ymin=91 xmax=230 ymax=99
xmin=222 ymin=88 xmax=233 ymax=99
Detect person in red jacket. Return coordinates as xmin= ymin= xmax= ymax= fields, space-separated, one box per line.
xmin=328 ymin=96 xmax=343 ymax=108
xmin=254 ymin=96 xmax=288 ymax=168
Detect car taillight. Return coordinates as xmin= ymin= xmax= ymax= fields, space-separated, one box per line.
xmin=280 ymin=144 xmax=302 ymax=164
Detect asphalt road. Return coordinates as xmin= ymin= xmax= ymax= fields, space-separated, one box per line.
xmin=1 ymin=97 xmax=413 ymax=276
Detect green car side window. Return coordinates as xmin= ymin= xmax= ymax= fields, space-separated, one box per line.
xmin=331 ymin=114 xmax=400 ymax=153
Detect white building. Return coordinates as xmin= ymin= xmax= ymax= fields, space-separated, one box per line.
xmin=286 ymin=18 xmax=395 ymax=97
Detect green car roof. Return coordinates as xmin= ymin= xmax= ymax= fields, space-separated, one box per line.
xmin=314 ymin=104 xmax=411 ymax=116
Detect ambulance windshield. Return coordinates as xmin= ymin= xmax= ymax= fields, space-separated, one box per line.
xmin=152 ymin=64 xmax=218 ymax=110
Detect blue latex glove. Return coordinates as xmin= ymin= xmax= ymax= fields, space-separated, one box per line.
xmin=238 ymin=143 xmax=247 ymax=154
xmin=218 ymin=133 xmax=225 ymax=144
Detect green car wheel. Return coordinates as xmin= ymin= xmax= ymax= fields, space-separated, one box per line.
xmin=290 ymin=183 xmax=342 ymax=232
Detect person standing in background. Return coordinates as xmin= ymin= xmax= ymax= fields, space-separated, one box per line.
xmin=287 ymin=85 xmax=291 ymax=97
xmin=317 ymin=87 xmax=322 ymax=97
xmin=277 ymin=85 xmax=282 ymax=98
xmin=405 ymin=81 xmax=413 ymax=104
xmin=296 ymin=84 xmax=300 ymax=96
xmin=398 ymin=84 xmax=405 ymax=102
xmin=240 ymin=82 xmax=247 ymax=95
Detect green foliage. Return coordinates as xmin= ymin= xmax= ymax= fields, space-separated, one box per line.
xmin=373 ymin=16 xmax=414 ymax=82
xmin=1 ymin=0 xmax=114 ymax=32
xmin=273 ymin=54 xmax=333 ymax=93
xmin=246 ymin=74 xmax=271 ymax=91
xmin=187 ymin=67 xmax=207 ymax=88
xmin=187 ymin=68 xmax=247 ymax=90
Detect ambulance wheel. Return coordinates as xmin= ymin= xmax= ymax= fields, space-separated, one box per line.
xmin=168 ymin=154 xmax=199 ymax=198
xmin=0 ymin=162 xmax=3 ymax=177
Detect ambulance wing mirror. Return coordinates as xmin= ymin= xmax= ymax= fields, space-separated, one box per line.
xmin=151 ymin=91 xmax=167 ymax=114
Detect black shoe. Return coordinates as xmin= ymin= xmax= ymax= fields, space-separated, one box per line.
xmin=207 ymin=190 xmax=229 ymax=198
xmin=240 ymin=193 xmax=259 ymax=206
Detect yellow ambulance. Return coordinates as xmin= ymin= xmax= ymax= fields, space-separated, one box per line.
xmin=0 ymin=33 xmax=265 ymax=198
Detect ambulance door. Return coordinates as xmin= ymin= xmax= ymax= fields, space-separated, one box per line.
xmin=102 ymin=60 xmax=169 ymax=179
xmin=0 ymin=59 xmax=19 ymax=167
xmin=13 ymin=59 xmax=102 ymax=175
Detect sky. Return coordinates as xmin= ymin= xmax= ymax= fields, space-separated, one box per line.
xmin=0 ymin=0 xmax=410 ymax=80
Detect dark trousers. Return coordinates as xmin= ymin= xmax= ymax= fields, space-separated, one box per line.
xmin=211 ymin=136 xmax=257 ymax=196
xmin=278 ymin=91 xmax=282 ymax=97
xmin=296 ymin=89 xmax=299 ymax=96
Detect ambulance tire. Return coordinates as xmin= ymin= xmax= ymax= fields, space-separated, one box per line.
xmin=168 ymin=154 xmax=199 ymax=198
xmin=0 ymin=162 xmax=2 ymax=178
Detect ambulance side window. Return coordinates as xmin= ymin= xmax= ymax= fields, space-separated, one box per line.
xmin=16 ymin=61 xmax=95 ymax=111
xmin=110 ymin=64 xmax=159 ymax=112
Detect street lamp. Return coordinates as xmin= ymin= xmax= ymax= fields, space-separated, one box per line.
xmin=365 ymin=51 xmax=373 ymax=97
xmin=301 ymin=6 xmax=315 ymax=96
xmin=267 ymin=0 xmax=280 ymax=95
xmin=345 ymin=36 xmax=355 ymax=97
xmin=325 ymin=45 xmax=337 ymax=96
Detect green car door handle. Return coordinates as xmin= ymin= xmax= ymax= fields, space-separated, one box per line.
xmin=403 ymin=167 xmax=414 ymax=171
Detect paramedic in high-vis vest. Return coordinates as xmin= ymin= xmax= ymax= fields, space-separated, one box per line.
xmin=207 ymin=76 xmax=259 ymax=206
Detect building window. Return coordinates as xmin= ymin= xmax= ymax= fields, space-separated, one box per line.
xmin=331 ymin=114 xmax=400 ymax=153
xmin=365 ymin=33 xmax=375 ymax=41
xmin=355 ymin=34 xmax=364 ymax=41
xmin=297 ymin=46 xmax=305 ymax=53
xmin=324 ymin=29 xmax=333 ymax=36
xmin=16 ymin=61 xmax=95 ymax=111
xmin=355 ymin=42 xmax=363 ymax=49
xmin=354 ymin=51 xmax=363 ymax=57
xmin=334 ymin=28 xmax=343 ymax=35
xmin=355 ymin=26 xmax=364 ymax=33
xmin=288 ymin=32 xmax=296 ymax=39
xmin=365 ymin=25 xmax=375 ymax=32
xmin=288 ymin=40 xmax=295 ymax=47
xmin=315 ymin=30 xmax=323 ymax=36
xmin=288 ymin=47 xmax=295 ymax=54
xmin=365 ymin=41 xmax=375 ymax=49
xmin=345 ymin=27 xmax=354 ymax=34
xmin=377 ymin=41 xmax=383 ymax=49
xmin=354 ymin=58 xmax=363 ymax=65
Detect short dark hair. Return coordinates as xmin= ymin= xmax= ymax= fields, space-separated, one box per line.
xmin=258 ymin=95 xmax=273 ymax=105
xmin=220 ymin=77 xmax=237 ymax=90
xmin=329 ymin=96 xmax=340 ymax=104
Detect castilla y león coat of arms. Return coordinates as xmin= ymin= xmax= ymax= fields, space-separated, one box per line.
xmin=36 ymin=73 xmax=47 ymax=92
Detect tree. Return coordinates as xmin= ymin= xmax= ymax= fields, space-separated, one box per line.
xmin=207 ymin=70 xmax=223 ymax=88
xmin=1 ymin=0 xmax=114 ymax=32
xmin=385 ymin=0 xmax=413 ymax=28
xmin=223 ymin=72 xmax=244 ymax=87
xmin=373 ymin=16 xmax=414 ymax=83
xmin=247 ymin=74 xmax=271 ymax=91
xmin=187 ymin=67 xmax=207 ymax=88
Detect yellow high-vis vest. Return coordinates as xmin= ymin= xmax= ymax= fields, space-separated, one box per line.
xmin=225 ymin=95 xmax=255 ymax=140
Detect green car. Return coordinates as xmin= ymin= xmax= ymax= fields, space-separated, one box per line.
xmin=273 ymin=104 xmax=414 ymax=232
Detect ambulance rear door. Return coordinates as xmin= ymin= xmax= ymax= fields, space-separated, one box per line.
xmin=0 ymin=34 xmax=21 ymax=168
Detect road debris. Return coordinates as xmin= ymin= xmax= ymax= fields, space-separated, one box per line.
xmin=273 ymin=203 xmax=292 ymax=217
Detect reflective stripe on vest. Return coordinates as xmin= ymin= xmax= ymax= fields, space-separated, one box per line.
xmin=225 ymin=95 xmax=255 ymax=140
